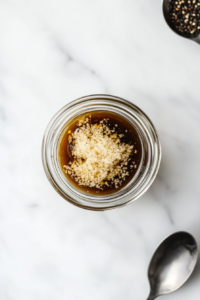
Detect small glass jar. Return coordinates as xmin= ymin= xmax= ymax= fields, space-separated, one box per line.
xmin=42 ymin=94 xmax=161 ymax=210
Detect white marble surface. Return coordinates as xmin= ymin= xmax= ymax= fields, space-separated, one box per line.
xmin=0 ymin=0 xmax=200 ymax=299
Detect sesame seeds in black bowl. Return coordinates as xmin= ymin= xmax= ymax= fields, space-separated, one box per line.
xmin=163 ymin=0 xmax=200 ymax=43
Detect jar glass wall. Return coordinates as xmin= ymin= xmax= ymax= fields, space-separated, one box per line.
xmin=42 ymin=94 xmax=161 ymax=210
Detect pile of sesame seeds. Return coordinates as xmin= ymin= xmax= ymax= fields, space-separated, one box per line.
xmin=63 ymin=117 xmax=136 ymax=189
xmin=168 ymin=0 xmax=200 ymax=36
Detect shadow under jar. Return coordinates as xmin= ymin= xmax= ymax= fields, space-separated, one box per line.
xmin=42 ymin=94 xmax=161 ymax=210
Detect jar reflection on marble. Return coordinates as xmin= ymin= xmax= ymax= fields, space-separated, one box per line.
xmin=42 ymin=94 xmax=161 ymax=210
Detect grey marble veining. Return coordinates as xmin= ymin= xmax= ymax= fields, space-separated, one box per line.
xmin=0 ymin=0 xmax=200 ymax=299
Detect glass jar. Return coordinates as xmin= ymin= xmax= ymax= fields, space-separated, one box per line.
xmin=42 ymin=94 xmax=161 ymax=210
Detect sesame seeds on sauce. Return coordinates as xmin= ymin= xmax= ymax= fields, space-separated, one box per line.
xmin=168 ymin=0 xmax=200 ymax=36
xmin=58 ymin=112 xmax=142 ymax=195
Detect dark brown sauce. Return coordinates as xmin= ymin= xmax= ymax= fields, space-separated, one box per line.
xmin=58 ymin=111 xmax=142 ymax=195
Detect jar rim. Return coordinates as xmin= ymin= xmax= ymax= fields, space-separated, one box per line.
xmin=42 ymin=94 xmax=161 ymax=210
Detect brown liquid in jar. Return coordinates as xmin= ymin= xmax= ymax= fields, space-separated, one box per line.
xmin=58 ymin=111 xmax=142 ymax=195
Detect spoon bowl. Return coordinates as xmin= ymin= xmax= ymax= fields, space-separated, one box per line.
xmin=147 ymin=231 xmax=198 ymax=300
xmin=163 ymin=0 xmax=200 ymax=44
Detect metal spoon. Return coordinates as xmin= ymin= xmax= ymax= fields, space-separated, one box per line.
xmin=163 ymin=0 xmax=200 ymax=44
xmin=147 ymin=231 xmax=198 ymax=300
